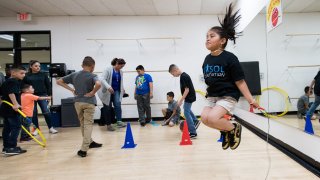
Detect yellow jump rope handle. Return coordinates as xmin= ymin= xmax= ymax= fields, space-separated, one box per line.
xmin=1 ymin=100 xmax=47 ymax=147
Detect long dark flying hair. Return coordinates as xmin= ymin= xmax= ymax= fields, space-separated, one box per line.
xmin=210 ymin=3 xmax=242 ymax=48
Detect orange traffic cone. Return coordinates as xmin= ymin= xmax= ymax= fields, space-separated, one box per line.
xmin=179 ymin=120 xmax=192 ymax=146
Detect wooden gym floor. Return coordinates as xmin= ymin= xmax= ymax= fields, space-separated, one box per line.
xmin=0 ymin=122 xmax=318 ymax=180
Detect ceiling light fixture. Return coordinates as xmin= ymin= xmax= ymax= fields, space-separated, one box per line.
xmin=0 ymin=35 xmax=26 ymax=41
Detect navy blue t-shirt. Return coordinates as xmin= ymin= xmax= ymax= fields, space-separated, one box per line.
xmin=202 ymin=50 xmax=245 ymax=101
xmin=111 ymin=69 xmax=121 ymax=91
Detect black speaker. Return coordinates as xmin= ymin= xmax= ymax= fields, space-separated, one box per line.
xmin=49 ymin=63 xmax=67 ymax=77
xmin=61 ymin=98 xmax=80 ymax=127
xmin=67 ymin=70 xmax=75 ymax=75
xmin=240 ymin=61 xmax=261 ymax=96
xmin=5 ymin=63 xmax=14 ymax=69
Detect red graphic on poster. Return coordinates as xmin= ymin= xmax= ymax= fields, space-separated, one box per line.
xmin=267 ymin=0 xmax=282 ymax=32
xmin=272 ymin=7 xmax=279 ymax=27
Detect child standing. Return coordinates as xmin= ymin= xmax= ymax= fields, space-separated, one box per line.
xmin=169 ymin=64 xmax=200 ymax=138
xmin=0 ymin=66 xmax=27 ymax=155
xmin=57 ymin=56 xmax=102 ymax=157
xmin=161 ymin=91 xmax=181 ymax=127
xmin=134 ymin=65 xmax=153 ymax=126
xmin=306 ymin=70 xmax=320 ymax=119
xmin=201 ymin=4 xmax=259 ymax=150
xmin=20 ymin=84 xmax=52 ymax=141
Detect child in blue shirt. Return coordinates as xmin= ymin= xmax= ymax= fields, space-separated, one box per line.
xmin=134 ymin=65 xmax=153 ymax=126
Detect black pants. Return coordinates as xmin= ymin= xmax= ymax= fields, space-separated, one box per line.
xmin=100 ymin=103 xmax=116 ymax=126
xmin=2 ymin=115 xmax=21 ymax=148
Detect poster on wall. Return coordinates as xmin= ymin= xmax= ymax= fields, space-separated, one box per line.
xmin=266 ymin=0 xmax=283 ymax=32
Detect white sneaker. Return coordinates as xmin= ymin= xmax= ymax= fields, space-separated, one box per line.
xmin=49 ymin=127 xmax=58 ymax=134
xmin=32 ymin=130 xmax=38 ymax=136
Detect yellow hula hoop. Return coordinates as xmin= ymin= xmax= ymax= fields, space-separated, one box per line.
xmin=256 ymin=86 xmax=291 ymax=118
xmin=2 ymin=100 xmax=47 ymax=147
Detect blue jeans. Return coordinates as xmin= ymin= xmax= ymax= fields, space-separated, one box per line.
xmin=307 ymin=95 xmax=320 ymax=117
xmin=32 ymin=99 xmax=52 ymax=129
xmin=183 ymin=102 xmax=197 ymax=135
xmin=2 ymin=115 xmax=21 ymax=148
xmin=110 ymin=90 xmax=122 ymax=122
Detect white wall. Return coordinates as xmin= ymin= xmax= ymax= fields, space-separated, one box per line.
xmin=0 ymin=13 xmax=319 ymax=118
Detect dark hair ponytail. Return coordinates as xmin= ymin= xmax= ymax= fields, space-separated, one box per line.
xmin=210 ymin=3 xmax=242 ymax=48
xmin=28 ymin=60 xmax=40 ymax=73
xmin=111 ymin=58 xmax=126 ymax=66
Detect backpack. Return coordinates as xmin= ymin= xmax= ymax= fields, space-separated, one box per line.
xmin=99 ymin=106 xmax=116 ymax=125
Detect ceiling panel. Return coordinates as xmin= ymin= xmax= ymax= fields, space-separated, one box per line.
xmin=282 ymin=0 xmax=295 ymax=10
xmin=179 ymin=0 xmax=202 ymax=15
xmin=128 ymin=0 xmax=158 ymax=15
xmin=152 ymin=0 xmax=178 ymax=15
xmin=17 ymin=0 xmax=68 ymax=16
xmin=73 ymin=0 xmax=113 ymax=15
xmin=0 ymin=0 xmax=319 ymax=17
xmin=201 ymin=0 xmax=236 ymax=15
xmin=284 ymin=0 xmax=317 ymax=13
xmin=301 ymin=0 xmax=320 ymax=13
xmin=0 ymin=0 xmax=45 ymax=16
xmin=46 ymin=0 xmax=91 ymax=16
xmin=100 ymin=0 xmax=135 ymax=16
xmin=0 ymin=5 xmax=17 ymax=17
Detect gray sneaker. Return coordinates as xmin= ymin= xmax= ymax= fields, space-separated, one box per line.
xmin=107 ymin=125 xmax=116 ymax=131
xmin=117 ymin=121 xmax=127 ymax=128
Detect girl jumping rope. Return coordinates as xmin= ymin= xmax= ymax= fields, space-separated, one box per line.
xmin=201 ymin=4 xmax=260 ymax=150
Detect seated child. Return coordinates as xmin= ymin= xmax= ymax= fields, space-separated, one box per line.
xmin=297 ymin=86 xmax=316 ymax=120
xmin=20 ymin=84 xmax=51 ymax=141
xmin=161 ymin=91 xmax=181 ymax=127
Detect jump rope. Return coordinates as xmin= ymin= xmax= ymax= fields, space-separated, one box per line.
xmin=262 ymin=19 xmax=271 ymax=179
xmin=2 ymin=100 xmax=47 ymax=148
